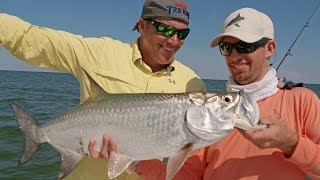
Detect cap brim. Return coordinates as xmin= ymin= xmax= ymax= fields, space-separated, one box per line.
xmin=210 ymin=32 xmax=263 ymax=47
xmin=132 ymin=23 xmax=138 ymax=31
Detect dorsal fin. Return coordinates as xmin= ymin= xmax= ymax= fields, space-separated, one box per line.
xmin=82 ymin=69 xmax=106 ymax=99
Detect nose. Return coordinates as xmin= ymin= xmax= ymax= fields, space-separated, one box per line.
xmin=229 ymin=47 xmax=241 ymax=57
xmin=166 ymin=33 xmax=181 ymax=46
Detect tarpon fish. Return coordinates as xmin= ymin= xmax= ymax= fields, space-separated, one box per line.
xmin=12 ymin=90 xmax=264 ymax=180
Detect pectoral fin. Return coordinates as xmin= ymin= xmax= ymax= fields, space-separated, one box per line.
xmin=107 ymin=153 xmax=135 ymax=179
xmin=51 ymin=144 xmax=84 ymax=180
xmin=166 ymin=143 xmax=194 ymax=180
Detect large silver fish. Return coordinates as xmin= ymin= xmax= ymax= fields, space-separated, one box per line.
xmin=12 ymin=90 xmax=263 ymax=180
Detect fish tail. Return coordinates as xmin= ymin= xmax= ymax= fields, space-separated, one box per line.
xmin=11 ymin=103 xmax=40 ymax=166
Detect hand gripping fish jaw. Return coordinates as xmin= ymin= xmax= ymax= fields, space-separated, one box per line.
xmin=186 ymin=89 xmax=262 ymax=140
xmin=11 ymin=87 xmax=262 ymax=180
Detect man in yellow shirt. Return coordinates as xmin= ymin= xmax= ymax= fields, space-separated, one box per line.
xmin=0 ymin=0 xmax=205 ymax=179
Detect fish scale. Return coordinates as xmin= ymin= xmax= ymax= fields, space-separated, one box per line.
xmin=11 ymin=90 xmax=263 ymax=180
xmin=39 ymin=94 xmax=191 ymax=157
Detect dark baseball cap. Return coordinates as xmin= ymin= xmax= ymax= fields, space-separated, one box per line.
xmin=133 ymin=0 xmax=190 ymax=31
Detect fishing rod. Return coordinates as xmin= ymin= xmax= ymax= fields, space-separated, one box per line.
xmin=275 ymin=0 xmax=320 ymax=71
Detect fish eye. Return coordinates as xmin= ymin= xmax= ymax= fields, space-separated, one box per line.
xmin=223 ymin=95 xmax=233 ymax=103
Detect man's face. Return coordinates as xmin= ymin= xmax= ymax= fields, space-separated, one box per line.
xmin=221 ymin=36 xmax=273 ymax=85
xmin=138 ymin=18 xmax=188 ymax=72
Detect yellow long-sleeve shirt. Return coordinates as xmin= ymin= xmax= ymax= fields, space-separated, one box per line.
xmin=0 ymin=13 xmax=205 ymax=103
xmin=0 ymin=13 xmax=206 ymax=180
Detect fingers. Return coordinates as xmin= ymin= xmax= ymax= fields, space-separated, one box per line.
xmin=88 ymin=139 xmax=100 ymax=158
xmin=88 ymin=133 xmax=118 ymax=160
xmin=240 ymin=110 xmax=298 ymax=154
xmin=238 ymin=128 xmax=261 ymax=141
xmin=239 ymin=117 xmax=297 ymax=151
xmin=239 ymin=129 xmax=272 ymax=149
xmin=108 ymin=135 xmax=118 ymax=153
xmin=100 ymin=134 xmax=111 ymax=159
xmin=100 ymin=134 xmax=117 ymax=158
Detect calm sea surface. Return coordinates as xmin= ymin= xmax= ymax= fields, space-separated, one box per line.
xmin=0 ymin=70 xmax=319 ymax=179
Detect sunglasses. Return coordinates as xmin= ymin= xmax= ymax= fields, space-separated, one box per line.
xmin=219 ymin=38 xmax=269 ymax=56
xmin=145 ymin=19 xmax=190 ymax=40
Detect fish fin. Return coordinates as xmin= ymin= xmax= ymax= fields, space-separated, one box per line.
xmin=188 ymin=93 xmax=206 ymax=105
xmin=51 ymin=144 xmax=84 ymax=180
xmin=11 ymin=103 xmax=40 ymax=166
xmin=125 ymin=161 xmax=139 ymax=174
xmin=166 ymin=143 xmax=194 ymax=180
xmin=108 ymin=153 xmax=135 ymax=179
xmin=82 ymin=68 xmax=106 ymax=99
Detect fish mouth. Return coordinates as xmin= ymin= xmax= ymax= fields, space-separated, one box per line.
xmin=186 ymin=119 xmax=233 ymax=140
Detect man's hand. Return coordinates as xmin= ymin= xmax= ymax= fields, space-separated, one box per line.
xmin=88 ymin=133 xmax=118 ymax=159
xmin=88 ymin=133 xmax=139 ymax=174
xmin=239 ymin=112 xmax=298 ymax=157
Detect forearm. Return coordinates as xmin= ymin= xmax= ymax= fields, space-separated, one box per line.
xmin=286 ymin=135 xmax=320 ymax=179
xmin=0 ymin=13 xmax=82 ymax=73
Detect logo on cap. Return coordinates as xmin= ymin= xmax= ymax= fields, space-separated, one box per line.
xmin=167 ymin=2 xmax=190 ymax=20
xmin=225 ymin=13 xmax=244 ymax=28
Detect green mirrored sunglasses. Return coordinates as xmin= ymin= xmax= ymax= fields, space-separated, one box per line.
xmin=145 ymin=19 xmax=190 ymax=40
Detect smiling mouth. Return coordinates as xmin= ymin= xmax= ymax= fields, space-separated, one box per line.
xmin=233 ymin=62 xmax=249 ymax=72
xmin=161 ymin=45 xmax=175 ymax=52
xmin=234 ymin=61 xmax=248 ymax=67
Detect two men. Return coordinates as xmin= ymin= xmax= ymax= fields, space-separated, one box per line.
xmin=1 ymin=0 xmax=204 ymax=179
xmin=96 ymin=7 xmax=320 ymax=180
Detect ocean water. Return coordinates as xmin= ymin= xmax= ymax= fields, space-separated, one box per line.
xmin=0 ymin=70 xmax=319 ymax=179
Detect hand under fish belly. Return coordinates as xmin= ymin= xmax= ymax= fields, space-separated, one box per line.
xmin=11 ymin=90 xmax=263 ymax=180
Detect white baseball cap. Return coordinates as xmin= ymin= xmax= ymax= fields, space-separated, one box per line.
xmin=210 ymin=7 xmax=274 ymax=47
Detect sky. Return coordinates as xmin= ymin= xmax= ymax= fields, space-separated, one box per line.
xmin=0 ymin=0 xmax=320 ymax=84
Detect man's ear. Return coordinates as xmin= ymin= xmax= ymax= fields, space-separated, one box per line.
xmin=266 ymin=40 xmax=276 ymax=59
xmin=137 ymin=18 xmax=146 ymax=33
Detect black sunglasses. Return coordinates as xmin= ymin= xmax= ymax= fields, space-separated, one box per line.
xmin=144 ymin=19 xmax=190 ymax=40
xmin=219 ymin=38 xmax=269 ymax=56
